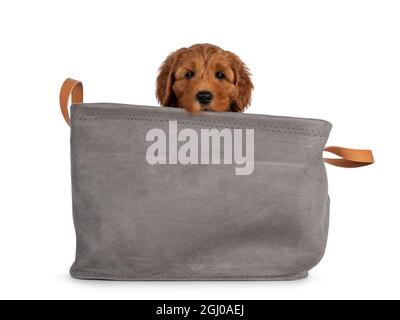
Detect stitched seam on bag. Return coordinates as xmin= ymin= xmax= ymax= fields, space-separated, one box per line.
xmin=71 ymin=269 xmax=306 ymax=279
xmin=76 ymin=114 xmax=326 ymax=137
xmin=77 ymin=114 xmax=324 ymax=137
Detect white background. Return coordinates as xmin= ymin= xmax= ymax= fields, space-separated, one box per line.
xmin=0 ymin=0 xmax=399 ymax=300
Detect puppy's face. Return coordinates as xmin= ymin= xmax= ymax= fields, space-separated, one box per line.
xmin=156 ymin=44 xmax=253 ymax=113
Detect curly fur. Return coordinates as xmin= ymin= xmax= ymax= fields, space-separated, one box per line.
xmin=156 ymin=44 xmax=253 ymax=113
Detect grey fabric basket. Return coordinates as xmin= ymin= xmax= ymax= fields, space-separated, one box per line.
xmin=61 ymin=78 xmax=373 ymax=281
xmin=68 ymin=102 xmax=332 ymax=281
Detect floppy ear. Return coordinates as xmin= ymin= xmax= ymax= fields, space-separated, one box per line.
xmin=156 ymin=50 xmax=180 ymax=107
xmin=228 ymin=52 xmax=254 ymax=112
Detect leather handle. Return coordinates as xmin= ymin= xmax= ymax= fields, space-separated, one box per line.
xmin=59 ymin=78 xmax=83 ymax=126
xmin=323 ymin=146 xmax=374 ymax=168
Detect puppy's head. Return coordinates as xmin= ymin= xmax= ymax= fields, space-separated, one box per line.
xmin=156 ymin=44 xmax=253 ymax=113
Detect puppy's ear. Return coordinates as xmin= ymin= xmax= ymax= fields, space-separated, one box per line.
xmin=228 ymin=52 xmax=254 ymax=112
xmin=156 ymin=50 xmax=180 ymax=107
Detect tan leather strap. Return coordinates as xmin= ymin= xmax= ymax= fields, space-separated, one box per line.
xmin=324 ymin=146 xmax=374 ymax=168
xmin=59 ymin=78 xmax=83 ymax=126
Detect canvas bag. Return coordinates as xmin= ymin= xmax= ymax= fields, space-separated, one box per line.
xmin=60 ymin=78 xmax=374 ymax=280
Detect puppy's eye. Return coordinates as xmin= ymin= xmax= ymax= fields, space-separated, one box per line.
xmin=215 ymin=72 xmax=225 ymax=80
xmin=185 ymin=71 xmax=195 ymax=79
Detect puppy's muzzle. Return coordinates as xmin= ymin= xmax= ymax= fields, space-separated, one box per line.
xmin=196 ymin=91 xmax=213 ymax=105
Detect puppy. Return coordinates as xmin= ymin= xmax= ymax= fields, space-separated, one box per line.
xmin=156 ymin=43 xmax=253 ymax=113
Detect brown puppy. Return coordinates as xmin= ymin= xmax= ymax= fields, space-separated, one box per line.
xmin=156 ymin=44 xmax=253 ymax=113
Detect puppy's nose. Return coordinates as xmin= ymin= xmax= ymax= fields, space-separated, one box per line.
xmin=196 ymin=91 xmax=213 ymax=105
